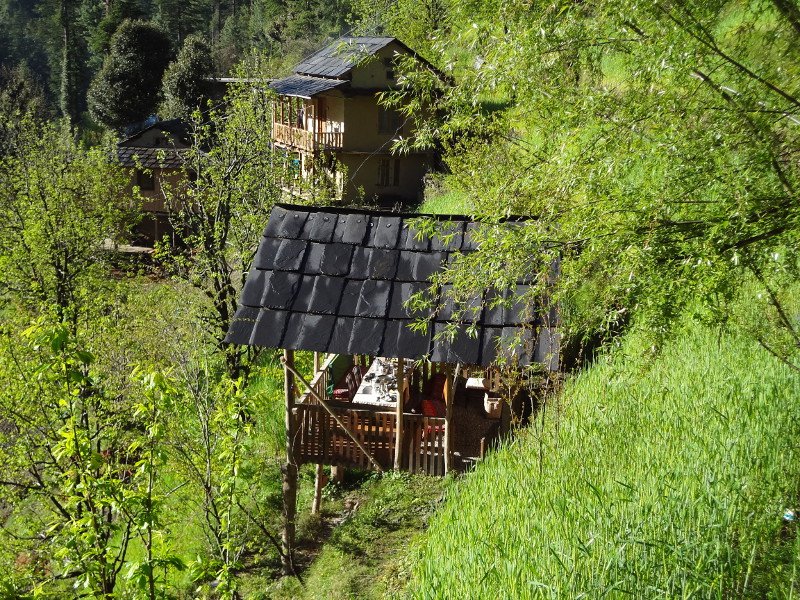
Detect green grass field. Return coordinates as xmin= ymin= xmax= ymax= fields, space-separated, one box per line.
xmin=402 ymin=319 xmax=800 ymax=599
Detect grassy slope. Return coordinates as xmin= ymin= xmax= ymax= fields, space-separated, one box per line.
xmin=403 ymin=321 xmax=800 ymax=599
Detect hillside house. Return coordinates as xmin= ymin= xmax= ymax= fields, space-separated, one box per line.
xmin=117 ymin=119 xmax=193 ymax=245
xmin=270 ymin=37 xmax=437 ymax=206
xmin=225 ymin=203 xmax=559 ymax=570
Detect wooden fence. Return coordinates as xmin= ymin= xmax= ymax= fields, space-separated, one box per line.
xmin=293 ymin=403 xmax=447 ymax=476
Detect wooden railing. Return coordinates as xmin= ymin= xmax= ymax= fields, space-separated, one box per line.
xmin=293 ymin=402 xmax=448 ymax=476
xmin=403 ymin=414 xmax=446 ymax=476
xmin=294 ymin=404 xmax=396 ymax=471
xmin=298 ymin=353 xmax=337 ymax=406
xmin=273 ymin=123 xmax=344 ymax=150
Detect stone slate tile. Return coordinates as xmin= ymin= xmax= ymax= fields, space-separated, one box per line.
xmin=483 ymin=289 xmax=505 ymax=326
xmin=274 ymin=239 xmax=308 ymax=271
xmin=395 ymin=251 xmax=416 ymax=281
xmin=430 ymin=322 xmax=480 ymax=365
xmin=302 ymin=242 xmax=326 ymax=274
xmin=263 ymin=272 xmax=302 ymax=309
xmin=339 ymin=280 xmax=362 ymax=317
xmin=348 ymin=318 xmax=386 ymax=356
xmin=534 ymin=326 xmax=560 ymax=371
xmin=349 ymin=246 xmax=371 ymax=278
xmin=252 ymin=237 xmax=282 ymax=269
xmin=462 ymin=222 xmax=482 ymax=251
xmin=225 ymin=305 xmax=260 ymax=345
xmin=367 ymin=248 xmax=399 ymax=280
xmin=373 ymin=216 xmax=402 ymax=249
xmin=287 ymin=313 xmax=336 ymax=353
xmin=250 ymin=309 xmax=289 ymax=348
xmin=264 ymin=206 xmax=308 ymax=239
xmin=389 ymin=281 xmax=427 ymax=319
xmin=399 ymin=221 xmax=430 ymax=251
xmin=328 ymin=317 xmax=356 ymax=356
xmin=340 ymin=213 xmax=370 ymax=245
xmin=307 ymin=276 xmax=346 ymax=315
xmin=437 ymin=285 xmax=484 ymax=323
xmin=448 ymin=323 xmax=481 ymax=365
xmin=436 ymin=284 xmax=455 ymax=320
xmin=305 ymin=211 xmax=337 ymax=242
xmin=384 ymin=320 xmax=431 ymax=358
xmin=499 ymin=326 xmax=534 ymax=365
xmin=479 ymin=327 xmax=502 ymax=365
xmin=355 ymin=279 xmax=391 ymax=317
xmin=330 ymin=215 xmax=350 ymax=243
xmin=413 ymin=251 xmax=447 ymax=281
xmin=291 ymin=276 xmax=317 ymax=313
xmin=240 ymin=269 xmax=271 ymax=307
xmin=320 ymin=243 xmax=353 ymax=276
xmin=430 ymin=221 xmax=464 ymax=251
xmin=504 ymin=285 xmax=532 ymax=324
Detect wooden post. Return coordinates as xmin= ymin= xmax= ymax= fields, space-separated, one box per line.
xmin=280 ymin=356 xmax=384 ymax=472
xmin=443 ymin=363 xmax=462 ymax=475
xmin=311 ymin=463 xmax=325 ymax=515
xmin=394 ymin=357 xmax=405 ymax=471
xmin=281 ymin=350 xmax=297 ymax=576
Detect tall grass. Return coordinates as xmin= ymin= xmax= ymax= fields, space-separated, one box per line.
xmin=404 ymin=321 xmax=800 ymax=599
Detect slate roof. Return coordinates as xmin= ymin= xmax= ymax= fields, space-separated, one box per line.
xmin=116 ymin=146 xmax=189 ymax=169
xmin=226 ymin=204 xmax=559 ymax=368
xmin=117 ymin=118 xmax=193 ymax=169
xmin=294 ymin=36 xmax=397 ymax=79
xmin=269 ymin=74 xmax=348 ymax=99
xmin=118 ymin=118 xmax=192 ymax=147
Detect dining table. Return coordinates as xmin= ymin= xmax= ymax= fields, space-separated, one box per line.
xmin=351 ymin=357 xmax=410 ymax=408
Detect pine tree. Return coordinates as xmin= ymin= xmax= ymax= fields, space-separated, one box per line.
xmin=87 ymin=19 xmax=173 ymax=130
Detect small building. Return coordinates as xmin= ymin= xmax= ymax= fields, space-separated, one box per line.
xmin=269 ymin=37 xmax=438 ymax=206
xmin=226 ymin=203 xmax=558 ymax=571
xmin=116 ymin=119 xmax=193 ymax=245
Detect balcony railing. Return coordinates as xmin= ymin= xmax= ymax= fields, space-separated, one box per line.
xmin=273 ymin=122 xmax=344 ymax=151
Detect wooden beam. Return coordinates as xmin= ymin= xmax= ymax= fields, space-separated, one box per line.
xmin=311 ymin=463 xmax=324 ymax=515
xmin=394 ymin=357 xmax=405 ymax=471
xmin=280 ymin=355 xmax=384 ymax=472
xmin=443 ymin=363 xmax=462 ymax=475
xmin=281 ymin=350 xmax=297 ymax=576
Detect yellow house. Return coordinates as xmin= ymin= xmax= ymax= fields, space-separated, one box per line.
xmin=270 ymin=36 xmax=436 ymax=206
xmin=117 ymin=119 xmax=193 ymax=245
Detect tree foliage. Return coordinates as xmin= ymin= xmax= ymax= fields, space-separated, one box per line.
xmin=159 ymin=77 xmax=284 ymax=377
xmin=378 ymin=0 xmax=800 ymax=362
xmin=0 ymin=118 xmax=131 ymax=326
xmin=160 ymin=33 xmax=215 ymax=119
xmin=87 ymin=19 xmax=173 ymax=131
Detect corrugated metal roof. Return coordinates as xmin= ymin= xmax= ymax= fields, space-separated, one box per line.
xmin=225 ymin=204 xmax=559 ymax=368
xmin=293 ymin=36 xmax=397 ymax=78
xmin=269 ymin=74 xmax=348 ymax=98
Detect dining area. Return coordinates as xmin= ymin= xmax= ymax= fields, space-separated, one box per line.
xmin=291 ymin=353 xmax=504 ymax=476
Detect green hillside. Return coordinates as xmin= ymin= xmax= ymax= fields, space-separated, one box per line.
xmin=403 ymin=316 xmax=800 ymax=599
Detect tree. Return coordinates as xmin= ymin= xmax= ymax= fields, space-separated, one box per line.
xmin=381 ymin=0 xmax=800 ymax=363
xmin=160 ymin=33 xmax=215 ymax=119
xmin=0 ymin=118 xmax=131 ymax=326
xmin=87 ymin=19 xmax=173 ymax=131
xmin=159 ymin=77 xmax=283 ymax=377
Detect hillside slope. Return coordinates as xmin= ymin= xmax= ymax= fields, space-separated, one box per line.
xmin=403 ymin=321 xmax=800 ymax=599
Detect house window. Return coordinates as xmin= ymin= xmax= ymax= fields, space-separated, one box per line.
xmin=378 ymin=106 xmax=401 ymax=134
xmin=136 ymin=169 xmax=154 ymax=191
xmin=383 ymin=57 xmax=396 ymax=79
xmin=378 ymin=159 xmax=401 ymax=187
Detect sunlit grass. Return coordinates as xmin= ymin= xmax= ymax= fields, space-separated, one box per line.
xmin=404 ymin=318 xmax=800 ymax=599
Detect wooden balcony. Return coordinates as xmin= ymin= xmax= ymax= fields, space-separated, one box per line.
xmin=291 ymin=354 xmax=502 ymax=476
xmin=273 ymin=122 xmax=343 ymax=151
